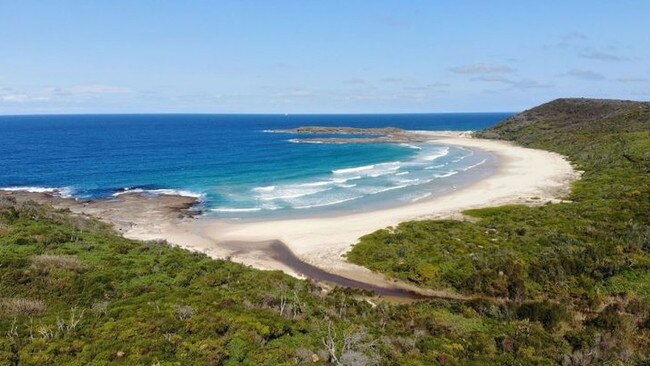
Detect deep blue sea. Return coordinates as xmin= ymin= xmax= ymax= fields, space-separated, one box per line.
xmin=0 ymin=113 xmax=511 ymax=218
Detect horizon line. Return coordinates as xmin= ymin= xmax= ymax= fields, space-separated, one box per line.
xmin=0 ymin=111 xmax=518 ymax=117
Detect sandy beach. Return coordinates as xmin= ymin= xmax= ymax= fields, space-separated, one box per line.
xmin=98 ymin=130 xmax=580 ymax=291
xmin=0 ymin=130 xmax=579 ymax=293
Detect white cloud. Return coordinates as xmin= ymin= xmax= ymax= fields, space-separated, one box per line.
xmin=616 ymin=76 xmax=648 ymax=83
xmin=68 ymin=84 xmax=133 ymax=94
xmin=578 ymin=49 xmax=625 ymax=62
xmin=450 ymin=63 xmax=514 ymax=74
xmin=0 ymin=84 xmax=133 ymax=104
xmin=0 ymin=87 xmax=51 ymax=103
xmin=343 ymin=78 xmax=367 ymax=85
xmin=403 ymin=82 xmax=450 ymax=91
xmin=566 ymin=69 xmax=606 ymax=81
xmin=470 ymin=76 xmax=553 ymax=89
xmin=1 ymin=94 xmax=30 ymax=102
xmin=380 ymin=77 xmax=403 ymax=83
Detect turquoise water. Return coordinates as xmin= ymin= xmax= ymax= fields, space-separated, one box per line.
xmin=0 ymin=113 xmax=511 ymax=218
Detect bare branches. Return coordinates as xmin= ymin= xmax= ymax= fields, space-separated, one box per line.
xmin=321 ymin=321 xmax=379 ymax=366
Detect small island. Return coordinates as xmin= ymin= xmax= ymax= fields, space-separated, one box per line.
xmin=272 ymin=126 xmax=437 ymax=143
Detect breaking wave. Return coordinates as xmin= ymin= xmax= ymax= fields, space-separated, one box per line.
xmin=112 ymin=188 xmax=203 ymax=199
xmin=0 ymin=186 xmax=74 ymax=198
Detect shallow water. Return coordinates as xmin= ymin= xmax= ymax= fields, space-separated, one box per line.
xmin=0 ymin=113 xmax=510 ymax=218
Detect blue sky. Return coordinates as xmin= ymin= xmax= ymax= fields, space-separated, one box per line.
xmin=1 ymin=1 xmax=649 ymax=114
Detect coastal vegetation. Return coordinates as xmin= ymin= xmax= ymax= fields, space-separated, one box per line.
xmin=348 ymin=98 xmax=650 ymax=364
xmin=0 ymin=194 xmax=597 ymax=365
xmin=1 ymin=98 xmax=649 ymax=365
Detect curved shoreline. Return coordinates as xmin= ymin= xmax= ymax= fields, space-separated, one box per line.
xmin=111 ymin=130 xmax=580 ymax=295
xmin=178 ymin=131 xmax=578 ymax=291
xmin=0 ymin=130 xmax=580 ymax=298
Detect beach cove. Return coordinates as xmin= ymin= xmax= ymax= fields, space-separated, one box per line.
xmin=2 ymin=129 xmax=580 ymax=296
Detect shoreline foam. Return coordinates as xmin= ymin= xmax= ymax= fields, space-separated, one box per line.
xmin=118 ymin=131 xmax=580 ymax=290
xmin=0 ymin=130 xmax=580 ymax=294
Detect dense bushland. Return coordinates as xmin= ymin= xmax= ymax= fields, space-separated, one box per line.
xmin=1 ymin=98 xmax=649 ymax=364
xmin=1 ymin=195 xmax=613 ymax=365
xmin=347 ymin=98 xmax=650 ymax=364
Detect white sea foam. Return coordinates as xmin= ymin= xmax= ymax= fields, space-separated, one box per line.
xmin=424 ymin=164 xmax=446 ymax=170
xmin=333 ymin=161 xmax=401 ymax=179
xmin=451 ymin=151 xmax=474 ymax=163
xmin=0 ymin=186 xmax=74 ymax=198
xmin=253 ymin=185 xmax=276 ymax=193
xmin=369 ymin=171 xmax=396 ymax=178
xmin=361 ymin=184 xmax=409 ymax=195
xmin=332 ymin=176 xmax=362 ymax=184
xmin=397 ymin=178 xmax=419 ymax=184
xmin=211 ymin=207 xmax=263 ymax=213
xmin=113 ymin=188 xmax=203 ymax=199
xmin=214 ymin=143 xmax=484 ymax=214
xmin=294 ymin=181 xmax=333 ymax=187
xmin=433 ymin=171 xmax=458 ymax=178
xmin=333 ymin=164 xmax=376 ymax=175
xmin=151 ymin=189 xmax=203 ymax=198
xmin=411 ymin=192 xmax=432 ymax=202
xmin=377 ymin=161 xmax=401 ymax=169
xmin=287 ymin=139 xmax=323 ymax=144
xmin=257 ymin=187 xmax=332 ymax=201
xmin=422 ymin=147 xmax=450 ymax=161
xmin=293 ymin=195 xmax=363 ymax=209
xmin=399 ymin=143 xmax=422 ymax=150
xmin=459 ymin=159 xmax=487 ymax=171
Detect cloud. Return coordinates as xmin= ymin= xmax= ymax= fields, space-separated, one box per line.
xmin=68 ymin=84 xmax=133 ymax=94
xmin=0 ymin=87 xmax=50 ymax=102
xmin=380 ymin=77 xmax=403 ymax=83
xmin=470 ymin=76 xmax=553 ymax=89
xmin=616 ymin=76 xmax=648 ymax=83
xmin=578 ymin=49 xmax=625 ymax=62
xmin=471 ymin=75 xmax=510 ymax=83
xmin=48 ymin=84 xmax=132 ymax=98
xmin=566 ymin=69 xmax=606 ymax=81
xmin=1 ymin=93 xmax=30 ymax=102
xmin=341 ymin=91 xmax=426 ymax=103
xmin=0 ymin=84 xmax=133 ymax=103
xmin=545 ymin=32 xmax=589 ymax=50
xmin=403 ymin=82 xmax=450 ymax=91
xmin=450 ymin=63 xmax=514 ymax=74
xmin=274 ymin=89 xmax=314 ymax=97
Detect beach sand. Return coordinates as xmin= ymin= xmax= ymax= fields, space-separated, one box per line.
xmin=112 ymin=131 xmax=581 ymax=290
xmin=1 ymin=131 xmax=579 ymax=293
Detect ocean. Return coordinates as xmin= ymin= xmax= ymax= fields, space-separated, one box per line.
xmin=0 ymin=113 xmax=511 ymax=218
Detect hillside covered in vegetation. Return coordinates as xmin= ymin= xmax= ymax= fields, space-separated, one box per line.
xmin=348 ymin=98 xmax=650 ymax=364
xmin=1 ymin=98 xmax=649 ymax=365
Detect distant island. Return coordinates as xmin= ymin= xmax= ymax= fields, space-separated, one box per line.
xmin=1 ymin=98 xmax=649 ymax=365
